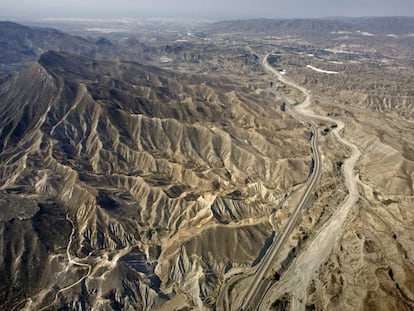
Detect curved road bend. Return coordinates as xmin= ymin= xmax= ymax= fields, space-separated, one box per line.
xmin=260 ymin=54 xmax=361 ymax=311
xmin=239 ymin=121 xmax=321 ymax=311
xmin=216 ymin=54 xmax=323 ymax=311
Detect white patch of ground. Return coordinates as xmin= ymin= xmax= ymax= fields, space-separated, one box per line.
xmin=324 ymin=48 xmax=355 ymax=54
xmin=387 ymin=34 xmax=399 ymax=38
xmin=356 ymin=30 xmax=374 ymax=36
xmin=306 ymin=65 xmax=339 ymax=74
xmin=160 ymin=56 xmax=173 ymax=63
xmin=330 ymin=30 xmax=352 ymax=34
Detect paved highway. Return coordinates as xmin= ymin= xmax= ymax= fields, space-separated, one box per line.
xmin=239 ymin=55 xmax=322 ymax=311
xmin=216 ymin=53 xmax=322 ymax=311
xmin=239 ymin=123 xmax=321 ymax=311
xmin=260 ymin=54 xmax=361 ymax=311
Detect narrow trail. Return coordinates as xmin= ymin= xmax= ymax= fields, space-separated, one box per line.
xmin=262 ymin=54 xmax=361 ymax=311
xmin=37 ymin=214 xmax=92 ymax=311
xmin=10 ymin=214 xmax=92 ymax=311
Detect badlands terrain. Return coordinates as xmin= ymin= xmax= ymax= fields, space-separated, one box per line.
xmin=0 ymin=17 xmax=413 ymax=310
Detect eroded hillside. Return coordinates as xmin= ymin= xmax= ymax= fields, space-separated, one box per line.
xmin=0 ymin=51 xmax=311 ymax=310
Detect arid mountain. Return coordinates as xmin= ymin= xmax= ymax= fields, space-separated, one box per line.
xmin=0 ymin=22 xmax=154 ymax=79
xmin=0 ymin=22 xmax=99 ymax=74
xmin=0 ymin=51 xmax=310 ymax=310
xmin=208 ymin=17 xmax=414 ymax=35
xmin=1 ymin=16 xmax=414 ymax=311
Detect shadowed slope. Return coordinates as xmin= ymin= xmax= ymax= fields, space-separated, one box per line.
xmin=0 ymin=51 xmax=310 ymax=310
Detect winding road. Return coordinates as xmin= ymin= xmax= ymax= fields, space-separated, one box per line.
xmin=239 ymin=120 xmax=320 ymax=311
xmin=216 ymin=54 xmax=321 ymax=311
xmin=216 ymin=53 xmax=361 ymax=311
xmin=261 ymin=54 xmax=361 ymax=311
xmin=37 ymin=214 xmax=93 ymax=311
xmin=11 ymin=214 xmax=94 ymax=311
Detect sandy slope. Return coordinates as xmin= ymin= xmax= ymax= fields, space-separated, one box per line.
xmin=262 ymin=54 xmax=361 ymax=311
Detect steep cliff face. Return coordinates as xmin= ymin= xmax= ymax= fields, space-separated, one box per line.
xmin=0 ymin=51 xmax=310 ymax=310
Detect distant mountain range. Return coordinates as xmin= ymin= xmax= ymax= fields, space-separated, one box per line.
xmin=0 ymin=21 xmax=152 ymax=77
xmin=0 ymin=22 xmax=96 ymax=71
xmin=208 ymin=16 xmax=414 ymax=35
xmin=2 ymin=16 xmax=414 ymax=77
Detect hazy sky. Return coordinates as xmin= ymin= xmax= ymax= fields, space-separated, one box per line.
xmin=1 ymin=0 xmax=414 ymax=19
